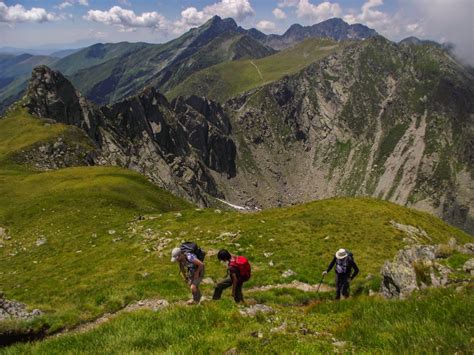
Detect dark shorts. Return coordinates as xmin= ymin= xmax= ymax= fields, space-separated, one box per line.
xmin=188 ymin=266 xmax=205 ymax=286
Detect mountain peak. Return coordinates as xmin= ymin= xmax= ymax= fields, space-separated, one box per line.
xmin=319 ymin=17 xmax=347 ymax=25
xmin=204 ymin=15 xmax=238 ymax=31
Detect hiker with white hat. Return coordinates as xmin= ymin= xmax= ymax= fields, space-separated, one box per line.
xmin=171 ymin=242 xmax=206 ymax=304
xmin=322 ymin=248 xmax=359 ymax=300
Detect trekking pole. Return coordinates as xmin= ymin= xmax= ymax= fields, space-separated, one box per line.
xmin=316 ymin=274 xmax=325 ymax=293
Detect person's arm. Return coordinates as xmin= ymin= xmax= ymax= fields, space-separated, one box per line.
xmin=231 ymin=272 xmax=238 ymax=298
xmin=350 ymin=259 xmax=359 ymax=280
xmin=192 ymin=258 xmax=204 ymax=280
xmin=323 ymin=257 xmax=336 ymax=275
xmin=179 ymin=262 xmax=187 ymax=283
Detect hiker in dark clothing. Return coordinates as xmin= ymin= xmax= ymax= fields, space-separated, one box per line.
xmin=323 ymin=248 xmax=359 ymax=300
xmin=212 ymin=249 xmax=251 ymax=303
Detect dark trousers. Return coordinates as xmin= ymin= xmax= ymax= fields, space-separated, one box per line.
xmin=335 ymin=273 xmax=350 ymax=299
xmin=212 ymin=277 xmax=244 ymax=303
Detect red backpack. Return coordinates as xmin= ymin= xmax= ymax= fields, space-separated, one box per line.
xmin=229 ymin=256 xmax=251 ymax=281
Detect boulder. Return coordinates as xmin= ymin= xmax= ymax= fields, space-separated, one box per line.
xmin=0 ymin=294 xmax=43 ymax=321
xmin=239 ymin=304 xmax=274 ymax=317
xmin=282 ymin=269 xmax=296 ymax=278
xmin=380 ymin=244 xmax=452 ymax=299
xmin=462 ymin=258 xmax=474 ymax=276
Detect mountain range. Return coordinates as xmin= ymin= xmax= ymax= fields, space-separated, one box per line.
xmin=1 ymin=16 xmax=472 ymax=234
xmin=0 ymin=17 xmax=375 ymax=112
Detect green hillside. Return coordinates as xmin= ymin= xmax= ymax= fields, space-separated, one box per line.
xmin=167 ymin=38 xmax=342 ymax=103
xmin=0 ymin=106 xmax=192 ymax=334
xmin=53 ymin=42 xmax=152 ymax=76
xmin=0 ymin=105 xmax=472 ymax=353
xmin=68 ymin=31 xmax=273 ymax=105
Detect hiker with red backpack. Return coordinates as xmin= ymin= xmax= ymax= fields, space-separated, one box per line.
xmin=171 ymin=242 xmax=206 ymax=304
xmin=213 ymin=249 xmax=251 ymax=303
xmin=323 ymin=248 xmax=359 ymax=300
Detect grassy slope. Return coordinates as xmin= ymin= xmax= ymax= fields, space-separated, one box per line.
xmin=167 ymin=38 xmax=342 ymax=103
xmin=0 ymin=106 xmax=472 ymax=352
xmin=4 ymin=286 xmax=472 ymax=354
xmin=0 ymin=106 xmax=192 ymax=332
xmin=52 ymin=42 xmax=152 ymax=76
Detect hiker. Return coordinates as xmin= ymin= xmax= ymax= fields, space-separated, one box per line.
xmin=171 ymin=242 xmax=206 ymax=304
xmin=212 ymin=249 xmax=251 ymax=303
xmin=323 ymin=248 xmax=359 ymax=300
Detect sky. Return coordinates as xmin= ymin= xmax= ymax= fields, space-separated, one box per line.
xmin=0 ymin=0 xmax=472 ymax=62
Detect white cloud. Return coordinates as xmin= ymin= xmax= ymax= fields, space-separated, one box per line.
xmin=272 ymin=8 xmax=287 ymax=20
xmin=256 ymin=20 xmax=277 ymax=32
xmin=402 ymin=0 xmax=474 ymax=64
xmin=174 ymin=0 xmax=255 ymax=33
xmin=84 ymin=6 xmax=168 ymax=32
xmin=57 ymin=0 xmax=89 ymax=10
xmin=0 ymin=2 xmax=59 ymax=23
xmin=278 ymin=0 xmax=342 ymax=23
xmin=343 ymin=0 xmax=390 ymax=32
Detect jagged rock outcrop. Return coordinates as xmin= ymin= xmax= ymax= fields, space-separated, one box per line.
xmin=24 ymin=66 xmax=236 ymax=205
xmin=0 ymin=293 xmax=42 ymax=321
xmin=13 ymin=134 xmax=96 ymax=170
xmin=463 ymin=258 xmax=474 ymax=275
xmin=380 ymin=245 xmax=453 ymax=299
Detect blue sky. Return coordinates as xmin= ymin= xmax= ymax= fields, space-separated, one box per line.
xmin=0 ymin=0 xmax=472 ymax=63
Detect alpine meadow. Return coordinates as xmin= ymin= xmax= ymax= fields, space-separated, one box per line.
xmin=0 ymin=0 xmax=473 ymax=353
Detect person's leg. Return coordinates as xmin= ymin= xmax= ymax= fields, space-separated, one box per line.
xmin=212 ymin=277 xmax=232 ymax=300
xmin=234 ymin=281 xmax=244 ymax=303
xmin=188 ymin=268 xmax=203 ymax=303
xmin=342 ymin=276 xmax=350 ymax=298
xmin=335 ymin=274 xmax=342 ymax=300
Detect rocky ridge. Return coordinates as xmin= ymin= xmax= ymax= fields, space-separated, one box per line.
xmin=25 ymin=65 xmax=236 ymax=205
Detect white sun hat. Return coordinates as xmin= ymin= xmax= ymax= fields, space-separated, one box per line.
xmin=335 ymin=248 xmax=348 ymax=259
xmin=171 ymin=247 xmax=182 ymax=262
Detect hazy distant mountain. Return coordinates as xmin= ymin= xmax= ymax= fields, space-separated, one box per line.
xmin=399 ymin=36 xmax=441 ymax=47
xmin=50 ymin=48 xmax=82 ymax=58
xmin=254 ymin=18 xmax=378 ymax=50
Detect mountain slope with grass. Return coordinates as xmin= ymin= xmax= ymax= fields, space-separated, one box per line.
xmin=167 ymin=38 xmax=342 ymax=103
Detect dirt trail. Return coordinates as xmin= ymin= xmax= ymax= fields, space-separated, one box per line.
xmin=248 ymin=280 xmax=334 ymax=293
xmin=55 ymin=298 xmax=169 ymax=337
xmin=250 ymin=60 xmax=264 ymax=80
xmin=53 ymin=281 xmax=333 ymax=338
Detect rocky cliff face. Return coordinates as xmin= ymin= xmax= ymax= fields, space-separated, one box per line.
xmin=218 ymin=37 xmax=474 ymax=233
xmin=25 ymin=66 xmax=236 ymax=205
